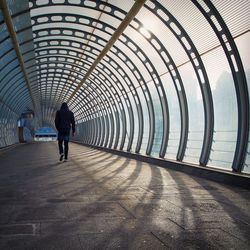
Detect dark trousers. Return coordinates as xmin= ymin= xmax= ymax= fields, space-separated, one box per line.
xmin=58 ymin=132 xmax=70 ymax=159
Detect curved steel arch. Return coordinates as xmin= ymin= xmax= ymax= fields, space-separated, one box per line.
xmin=30 ymin=11 xmax=167 ymax=154
xmin=28 ymin=57 xmax=79 ymax=110
xmin=72 ymin=75 xmax=119 ymax=149
xmin=29 ymin=3 xmax=153 ymax=154
xmin=29 ymin=60 xmax=119 ymax=148
xmin=2 ymin=84 xmax=30 ymax=109
xmin=72 ymin=94 xmax=101 ymax=146
xmin=0 ymin=48 xmax=18 ymax=71
xmin=1 ymin=73 xmax=23 ymax=97
xmin=72 ymin=72 xmax=123 ymax=149
xmin=1 ymin=0 xmax=247 ymax=175
xmin=31 ymin=26 xmax=106 ymax=104
xmin=191 ymin=0 xmax=249 ymax=172
xmin=10 ymin=91 xmax=32 ymax=115
xmin=87 ymin=71 xmax=124 ymax=149
xmin=30 ymin=51 xmax=125 ymax=127
xmin=29 ymin=32 xmax=135 ymax=150
xmin=77 ymin=94 xmax=104 ymax=147
xmin=0 ymin=99 xmax=19 ymax=117
xmin=0 ymin=54 xmax=20 ymax=80
xmin=74 ymin=93 xmax=113 ymax=149
xmin=30 ymin=38 xmax=113 ymax=120
xmin=30 ymin=4 xmax=193 ymax=160
xmin=43 ymin=1 xmax=165 ymax=157
xmin=94 ymin=63 xmax=128 ymax=150
xmin=0 ymin=65 xmax=24 ymax=91
xmin=73 ymin=88 xmax=111 ymax=147
xmin=29 ymin=29 xmax=146 ymax=154
xmin=90 ymin=59 xmax=133 ymax=150
xmin=143 ymin=1 xmax=214 ymax=165
xmin=0 ymin=74 xmax=33 ymax=113
xmin=1 ymin=0 xmax=38 ymax=116
xmin=30 ymin=28 xmax=144 ymax=152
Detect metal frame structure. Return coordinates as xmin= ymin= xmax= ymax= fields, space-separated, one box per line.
xmin=0 ymin=0 xmax=249 ymax=175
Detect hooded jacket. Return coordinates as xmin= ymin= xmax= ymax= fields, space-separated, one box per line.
xmin=55 ymin=103 xmax=75 ymax=134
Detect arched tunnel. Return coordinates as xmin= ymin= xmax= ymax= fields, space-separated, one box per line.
xmin=0 ymin=0 xmax=250 ymax=248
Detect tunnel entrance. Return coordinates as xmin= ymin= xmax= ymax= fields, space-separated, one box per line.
xmin=34 ymin=127 xmax=57 ymax=142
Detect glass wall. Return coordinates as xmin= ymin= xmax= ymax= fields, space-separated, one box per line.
xmin=180 ymin=64 xmax=204 ymax=164
xmin=202 ymin=48 xmax=238 ymax=170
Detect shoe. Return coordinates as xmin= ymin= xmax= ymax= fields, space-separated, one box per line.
xmin=64 ymin=159 xmax=67 ymax=162
xmin=60 ymin=154 xmax=64 ymax=161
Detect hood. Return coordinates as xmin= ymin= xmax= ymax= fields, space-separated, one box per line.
xmin=60 ymin=102 xmax=69 ymax=110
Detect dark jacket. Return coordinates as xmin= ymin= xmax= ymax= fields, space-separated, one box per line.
xmin=55 ymin=103 xmax=75 ymax=134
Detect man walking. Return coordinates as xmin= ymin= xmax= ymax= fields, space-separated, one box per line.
xmin=55 ymin=102 xmax=75 ymax=162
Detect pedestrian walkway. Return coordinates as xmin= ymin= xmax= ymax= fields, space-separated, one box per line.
xmin=0 ymin=142 xmax=249 ymax=249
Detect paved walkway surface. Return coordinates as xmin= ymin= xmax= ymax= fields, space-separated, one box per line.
xmin=0 ymin=142 xmax=249 ymax=250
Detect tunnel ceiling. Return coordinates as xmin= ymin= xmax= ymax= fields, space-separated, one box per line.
xmin=0 ymin=0 xmax=250 ymax=172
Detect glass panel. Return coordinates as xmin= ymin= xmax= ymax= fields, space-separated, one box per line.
xmin=13 ymin=13 xmax=32 ymax=32
xmin=213 ymin=0 xmax=250 ymax=37
xmin=0 ymin=60 xmax=19 ymax=81
xmin=0 ymin=39 xmax=13 ymax=57
xmin=180 ymin=63 xmax=204 ymax=164
xmin=203 ymin=47 xmax=238 ymax=170
xmin=0 ymin=50 xmax=16 ymax=71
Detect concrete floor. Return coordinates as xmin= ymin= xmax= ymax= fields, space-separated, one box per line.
xmin=0 ymin=142 xmax=249 ymax=250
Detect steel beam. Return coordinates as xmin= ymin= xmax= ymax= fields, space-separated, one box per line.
xmin=0 ymin=0 xmax=37 ymax=114
xmin=67 ymin=0 xmax=147 ymax=102
xmin=192 ymin=0 xmax=249 ymax=172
